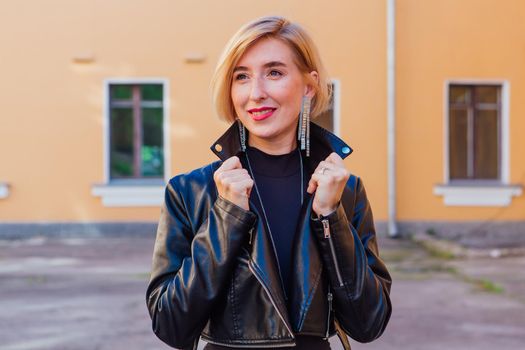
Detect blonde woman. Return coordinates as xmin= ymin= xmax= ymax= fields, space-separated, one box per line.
xmin=147 ymin=16 xmax=392 ymax=350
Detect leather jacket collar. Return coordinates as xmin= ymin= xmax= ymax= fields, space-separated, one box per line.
xmin=210 ymin=121 xmax=353 ymax=165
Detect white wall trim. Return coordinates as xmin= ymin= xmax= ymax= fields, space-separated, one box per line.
xmin=0 ymin=182 xmax=9 ymax=199
xmin=91 ymin=184 xmax=164 ymax=207
xmin=433 ymin=184 xmax=522 ymax=207
xmin=442 ymin=79 xmax=510 ymax=184
xmin=501 ymin=81 xmax=510 ymax=184
xmin=331 ymin=78 xmax=341 ymax=136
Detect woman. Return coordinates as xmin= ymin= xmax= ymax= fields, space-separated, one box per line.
xmin=146 ymin=16 xmax=392 ymax=350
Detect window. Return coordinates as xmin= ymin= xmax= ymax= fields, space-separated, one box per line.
xmin=109 ymin=84 xmax=164 ymax=180
xmin=433 ymin=81 xmax=522 ymax=206
xmin=448 ymin=84 xmax=500 ymax=181
xmin=92 ymin=79 xmax=169 ymax=207
xmin=314 ymin=81 xmax=339 ymax=135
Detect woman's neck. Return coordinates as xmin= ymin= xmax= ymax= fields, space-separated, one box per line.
xmin=248 ymin=134 xmax=298 ymax=155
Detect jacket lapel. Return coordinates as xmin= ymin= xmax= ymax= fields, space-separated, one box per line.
xmin=246 ymin=203 xmax=293 ymax=332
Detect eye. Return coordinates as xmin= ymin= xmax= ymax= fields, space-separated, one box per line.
xmin=234 ymin=73 xmax=249 ymax=81
xmin=268 ymin=70 xmax=283 ymax=78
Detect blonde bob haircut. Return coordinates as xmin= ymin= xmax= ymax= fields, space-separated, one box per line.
xmin=211 ymin=16 xmax=331 ymax=123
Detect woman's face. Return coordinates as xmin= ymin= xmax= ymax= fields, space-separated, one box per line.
xmin=231 ymin=37 xmax=317 ymax=151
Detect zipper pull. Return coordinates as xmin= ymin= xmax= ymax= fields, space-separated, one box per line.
xmin=248 ymin=227 xmax=254 ymax=245
xmin=325 ymin=290 xmax=333 ymax=338
xmin=322 ymin=218 xmax=330 ymax=239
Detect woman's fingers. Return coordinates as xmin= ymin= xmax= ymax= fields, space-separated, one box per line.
xmin=214 ymin=156 xmax=253 ymax=210
xmin=216 ymin=156 xmax=242 ymax=172
xmin=309 ymin=153 xmax=351 ymax=216
xmin=307 ymin=178 xmax=318 ymax=194
xmin=325 ymin=152 xmax=344 ymax=166
xmin=214 ymin=168 xmax=249 ymax=182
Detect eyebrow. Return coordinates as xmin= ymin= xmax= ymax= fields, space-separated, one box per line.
xmin=233 ymin=61 xmax=287 ymax=73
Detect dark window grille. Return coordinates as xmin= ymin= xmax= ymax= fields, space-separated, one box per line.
xmin=449 ymin=84 xmax=500 ymax=181
xmin=109 ymin=84 xmax=164 ymax=179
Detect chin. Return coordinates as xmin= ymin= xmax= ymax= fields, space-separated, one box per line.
xmin=242 ymin=118 xmax=296 ymax=142
xmin=247 ymin=127 xmax=278 ymax=140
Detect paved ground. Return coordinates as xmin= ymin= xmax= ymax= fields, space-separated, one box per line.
xmin=0 ymin=235 xmax=524 ymax=350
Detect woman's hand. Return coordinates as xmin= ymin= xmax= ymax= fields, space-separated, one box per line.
xmin=214 ymin=156 xmax=254 ymax=211
xmin=307 ymin=152 xmax=350 ymax=217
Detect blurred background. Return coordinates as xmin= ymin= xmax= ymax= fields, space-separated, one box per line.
xmin=0 ymin=0 xmax=524 ymax=349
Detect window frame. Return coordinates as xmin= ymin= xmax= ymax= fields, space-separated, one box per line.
xmin=443 ymin=80 xmax=509 ymax=185
xmin=92 ymin=78 xmax=170 ymax=207
xmin=103 ymin=78 xmax=170 ymax=184
xmin=313 ymin=79 xmax=341 ymax=136
xmin=434 ymin=79 xmax=522 ymax=207
xmin=331 ymin=79 xmax=341 ymax=136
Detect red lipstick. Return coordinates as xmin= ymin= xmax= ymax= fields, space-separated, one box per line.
xmin=247 ymin=107 xmax=276 ymax=121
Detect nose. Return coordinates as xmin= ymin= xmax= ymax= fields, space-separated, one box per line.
xmin=249 ymin=78 xmax=267 ymax=101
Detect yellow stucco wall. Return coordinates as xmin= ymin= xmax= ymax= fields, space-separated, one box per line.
xmin=0 ymin=0 xmax=387 ymax=221
xmin=397 ymin=0 xmax=525 ymax=220
xmin=0 ymin=0 xmax=523 ymax=223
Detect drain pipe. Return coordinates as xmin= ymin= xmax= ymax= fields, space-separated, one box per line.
xmin=387 ymin=0 xmax=399 ymax=237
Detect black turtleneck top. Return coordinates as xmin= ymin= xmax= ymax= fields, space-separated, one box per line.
xmin=246 ymin=145 xmax=304 ymax=298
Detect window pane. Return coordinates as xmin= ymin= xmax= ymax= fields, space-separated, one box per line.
xmin=475 ymin=86 xmax=498 ymax=104
xmin=314 ymin=83 xmax=334 ymax=132
xmin=315 ymin=108 xmax=334 ymax=132
xmin=110 ymin=108 xmax=134 ymax=178
xmin=474 ymin=109 xmax=498 ymax=179
xmin=449 ymin=108 xmax=468 ymax=179
xmin=111 ymin=85 xmax=132 ymax=100
xmin=141 ymin=84 xmax=163 ymax=101
xmin=141 ymin=108 xmax=164 ymax=177
xmin=450 ymin=86 xmax=470 ymax=104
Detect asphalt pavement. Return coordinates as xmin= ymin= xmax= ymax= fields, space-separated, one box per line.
xmin=0 ymin=234 xmax=524 ymax=350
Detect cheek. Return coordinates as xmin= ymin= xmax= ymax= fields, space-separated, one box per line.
xmin=230 ymin=87 xmax=246 ymax=110
xmin=279 ymin=90 xmax=302 ymax=112
xmin=273 ymin=81 xmax=304 ymax=107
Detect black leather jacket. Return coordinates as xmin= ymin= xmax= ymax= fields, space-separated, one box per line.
xmin=146 ymin=122 xmax=392 ymax=349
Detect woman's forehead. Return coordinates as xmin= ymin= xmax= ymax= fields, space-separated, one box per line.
xmin=235 ymin=37 xmax=296 ymax=69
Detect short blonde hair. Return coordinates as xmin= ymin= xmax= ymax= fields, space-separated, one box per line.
xmin=211 ymin=16 xmax=331 ymax=123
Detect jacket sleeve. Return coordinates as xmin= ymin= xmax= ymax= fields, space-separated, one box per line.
xmin=146 ymin=178 xmax=257 ymax=349
xmin=311 ymin=176 xmax=392 ymax=343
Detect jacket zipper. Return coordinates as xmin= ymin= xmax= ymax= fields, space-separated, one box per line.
xmin=245 ymin=151 xmax=288 ymax=300
xmin=248 ymin=227 xmax=254 ymax=245
xmin=324 ymin=287 xmax=333 ymax=339
xmin=203 ymin=336 xmax=296 ymax=348
xmin=322 ymin=219 xmax=344 ymax=287
xmin=248 ymin=261 xmax=295 ymax=342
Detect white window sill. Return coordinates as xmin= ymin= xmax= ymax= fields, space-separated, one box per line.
xmin=0 ymin=182 xmax=9 ymax=199
xmin=433 ymin=183 xmax=522 ymax=207
xmin=91 ymin=183 xmax=164 ymax=207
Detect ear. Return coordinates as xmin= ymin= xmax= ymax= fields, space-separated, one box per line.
xmin=304 ymin=71 xmax=319 ymax=98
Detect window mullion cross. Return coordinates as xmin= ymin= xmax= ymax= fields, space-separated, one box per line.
xmin=132 ymin=85 xmax=143 ymax=178
xmin=467 ymin=87 xmax=474 ymax=179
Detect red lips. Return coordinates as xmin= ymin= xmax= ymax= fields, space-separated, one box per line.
xmin=247 ymin=107 xmax=277 ymax=121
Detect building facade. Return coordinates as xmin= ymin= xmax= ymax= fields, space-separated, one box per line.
xmin=1 ymin=0 xmax=524 ymax=243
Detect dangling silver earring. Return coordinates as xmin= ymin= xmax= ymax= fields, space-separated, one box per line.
xmin=237 ymin=119 xmax=247 ymax=152
xmin=299 ymin=96 xmax=311 ymax=157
